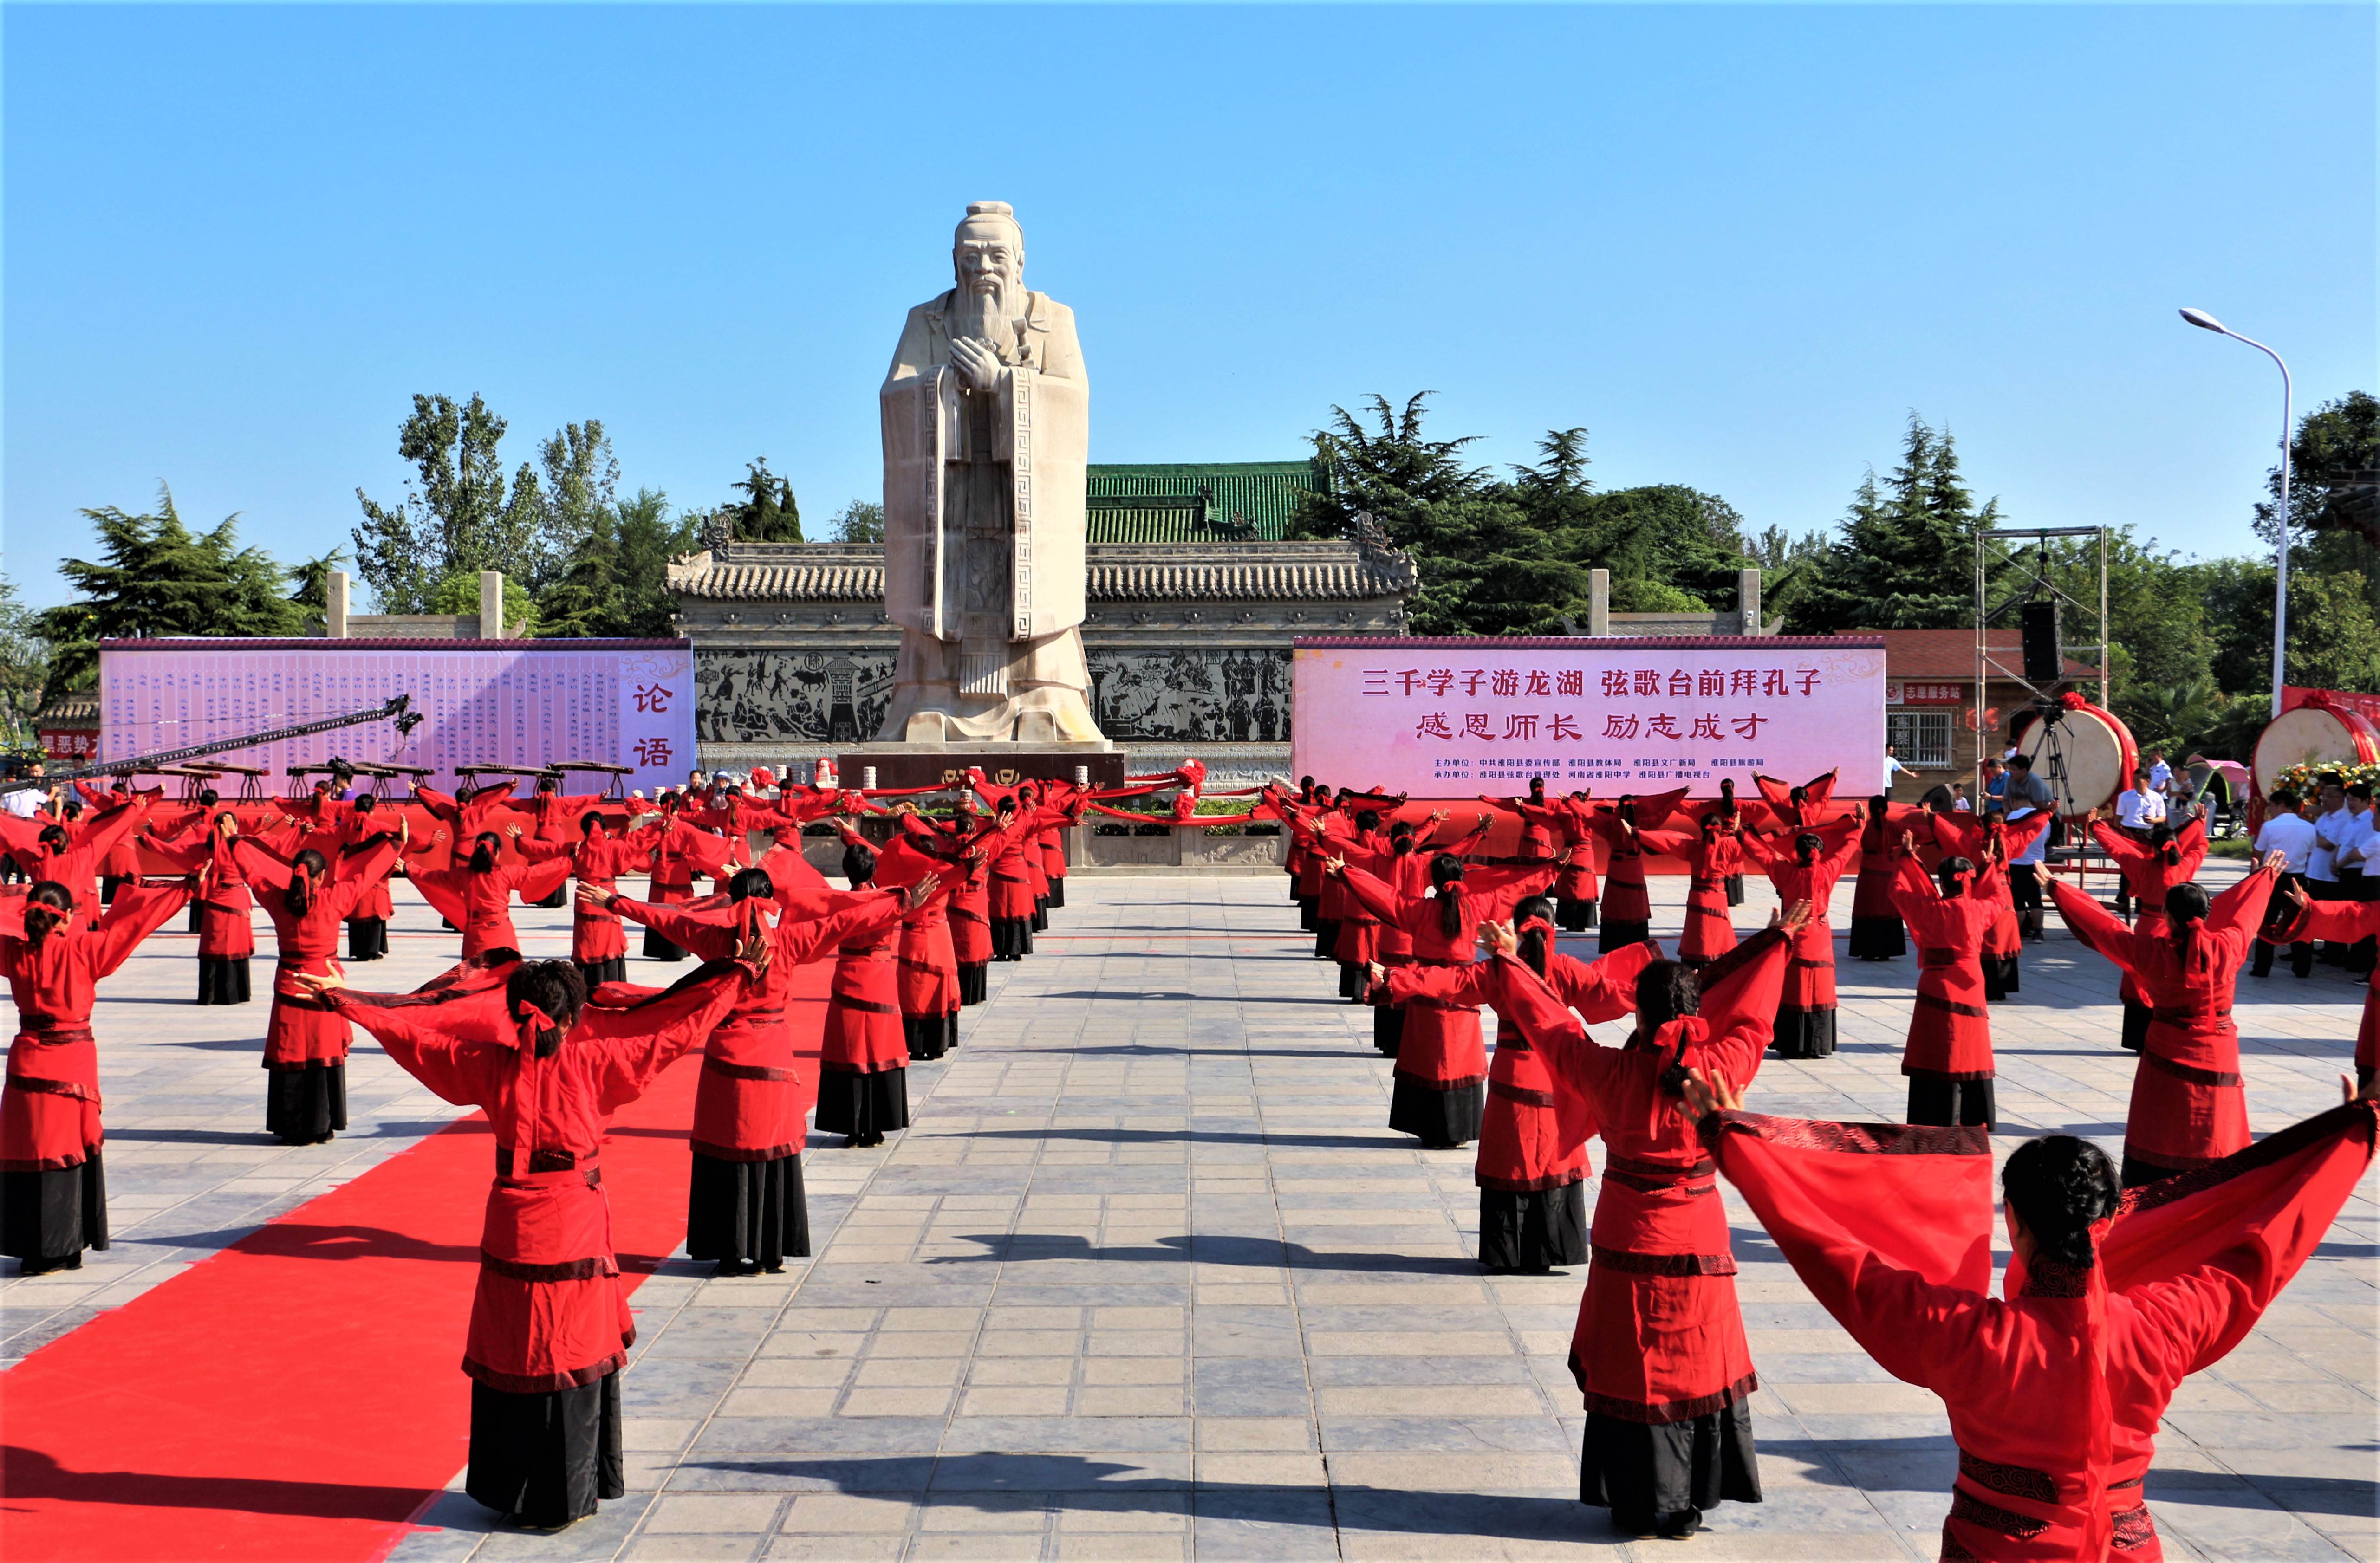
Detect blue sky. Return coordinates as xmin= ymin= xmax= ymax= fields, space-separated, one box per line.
xmin=5 ymin=4 xmax=2373 ymax=610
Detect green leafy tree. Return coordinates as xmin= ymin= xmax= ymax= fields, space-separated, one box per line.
xmin=286 ymin=546 xmax=348 ymax=620
xmin=722 ymin=459 xmax=802 ymax=543
xmin=828 ymin=499 xmax=886 ymax=544
xmin=1750 ymin=524 xmax=1828 ymax=629
xmin=537 ymin=489 xmax=697 ymax=639
xmin=0 ymin=575 xmax=50 ymax=747
xmin=427 ymin=570 xmax=540 ymax=637
xmin=533 ymin=421 xmax=620 ymax=579
xmin=35 ymin=486 xmax=302 ymax=688
xmin=2285 ymin=570 xmax=2380 ymax=692
xmin=1789 ymin=417 xmax=2008 ymax=631
xmin=2255 ymin=391 xmax=2380 ymax=623
xmin=353 ymin=394 xmax=552 ymax=610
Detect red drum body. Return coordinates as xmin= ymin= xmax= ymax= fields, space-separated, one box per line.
xmin=2253 ymin=705 xmax=2380 ymax=798
xmin=2016 ymin=700 xmax=2138 ymax=815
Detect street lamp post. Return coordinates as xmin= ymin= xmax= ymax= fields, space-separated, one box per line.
xmin=2180 ymin=308 xmax=2293 ymax=720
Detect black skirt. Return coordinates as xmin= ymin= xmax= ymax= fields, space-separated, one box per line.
xmin=1046 ymin=876 xmax=1066 ymax=909
xmin=1031 ymin=897 xmax=1049 ymax=933
xmin=1314 ymin=919 xmax=1340 ymax=960
xmin=686 ymin=1149 xmax=807 ymax=1269
xmin=1725 ymin=874 xmax=1746 ymax=908
xmin=1337 ymin=962 xmax=1364 ymax=1000
xmin=533 ymin=885 xmax=568 ymax=909
xmin=958 ymin=964 xmax=988 ymax=1006
xmin=1388 ymin=1076 xmax=1483 ymax=1148
xmin=101 ymin=875 xmax=126 ymax=907
xmin=992 ymin=918 xmax=1034 ymax=960
xmin=1373 ymin=1005 xmax=1405 ymax=1057
xmin=2120 ymin=1000 xmax=2151 ymax=1053
xmin=813 ymin=1066 xmax=910 ymax=1140
xmin=576 ymin=957 xmax=627 ymax=992
xmin=643 ymin=926 xmax=687 ymax=962
xmin=266 ymin=1062 xmax=346 ymax=1143
xmin=1983 ymin=953 xmax=2019 ymax=1001
xmin=1599 ymin=920 xmax=1651 ymax=956
xmin=1905 ymin=1076 xmax=1995 ymax=1129
xmin=1847 ymin=915 xmax=1906 ymax=960
xmin=1297 ymin=893 xmax=1319 ymax=931
xmin=0 ymin=1154 xmax=106 ymax=1262
xmin=466 ymin=1371 xmax=623 ymax=1528
xmin=1769 ymin=1006 xmax=1837 ymax=1060
xmin=1556 ymin=897 xmax=1599 ymax=932
xmin=197 ymin=956 xmax=252 ymax=1005
xmin=187 ymin=901 xmax=203 ymax=933
xmin=1478 ymin=1181 xmax=1588 ymax=1272
xmin=346 ymin=917 xmax=389 ymax=961
xmin=1580 ymin=1402 xmax=1761 ymax=1516
xmin=905 ymin=1013 xmax=959 ymax=1061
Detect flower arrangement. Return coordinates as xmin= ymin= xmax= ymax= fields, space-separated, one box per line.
xmin=2269 ymin=759 xmax=2380 ymax=799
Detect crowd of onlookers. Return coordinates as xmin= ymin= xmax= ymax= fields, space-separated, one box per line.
xmin=2252 ymin=768 xmax=2378 ymax=978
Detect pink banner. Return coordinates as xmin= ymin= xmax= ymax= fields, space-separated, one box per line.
xmin=97 ymin=638 xmax=695 ymax=797
xmin=1291 ymin=636 xmax=1888 ymax=798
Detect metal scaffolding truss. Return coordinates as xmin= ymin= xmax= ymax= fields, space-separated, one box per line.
xmin=1973 ymin=525 xmax=2110 ymax=798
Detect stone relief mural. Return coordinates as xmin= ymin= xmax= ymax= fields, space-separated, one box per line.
xmin=695 ymin=651 xmax=897 ymax=745
xmin=1089 ymin=649 xmax=1291 ymax=744
xmin=695 ymin=646 xmax=1292 ymax=746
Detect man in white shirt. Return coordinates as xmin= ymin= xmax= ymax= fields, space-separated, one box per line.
xmin=0 ymin=762 xmax=45 ymax=885
xmin=2335 ymin=784 xmax=2377 ymax=973
xmin=2145 ymin=750 xmax=2174 ymax=794
xmin=2252 ymin=788 xmax=2319 ymax=978
xmin=2109 ymin=770 xmax=2166 ymax=914
xmin=2309 ymin=778 xmax=2355 ymax=966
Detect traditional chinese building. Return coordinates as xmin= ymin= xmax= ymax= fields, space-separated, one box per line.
xmin=669 ymin=462 xmax=1419 ymax=784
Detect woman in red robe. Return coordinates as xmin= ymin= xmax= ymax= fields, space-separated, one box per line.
xmin=1477 ymin=778 xmax=1564 ymax=859
xmin=2 ymin=879 xmax=194 ymax=1272
xmin=339 ymin=794 xmax=400 ymax=960
xmin=405 ymin=827 xmax=575 ymax=961
xmin=1847 ymin=795 xmax=1929 ymax=961
xmin=0 ymin=795 xmax=152 ymax=920
xmin=813 ymin=842 xmax=948 ymax=1146
xmin=636 ymin=795 xmax=731 ymax=962
xmin=1342 ymin=813 xmax=1474 ymax=1056
xmin=1685 ymin=1067 xmax=2376 ymax=1563
xmin=1384 ymin=898 xmax=1653 ymax=1272
xmin=905 ymin=802 xmax=995 ymax=1006
xmin=2262 ymin=880 xmax=2380 ymax=1090
xmin=983 ymin=797 xmax=1039 ymax=962
xmin=305 ymin=953 xmax=753 ymax=1527
xmin=146 ymin=808 xmax=262 ymax=1005
xmin=1886 ymin=835 xmax=2003 ymax=1128
xmin=1632 ymin=815 xmax=1743 ymax=969
xmin=1934 ymin=808 xmax=2051 ymax=1001
xmin=523 ymin=813 xmax=657 ymax=990
xmin=234 ymin=829 xmax=405 ymax=1143
xmin=833 ymin=817 xmax=970 ymax=1061
xmin=1553 ymin=792 xmax=1600 ymax=931
xmin=1476 ymin=909 xmax=1804 ymax=1540
xmin=1328 ymin=810 xmax=1388 ymax=999
xmin=1739 ymin=818 xmax=1864 ymax=1059
xmin=592 ymin=868 xmax=916 ymax=1273
xmin=1035 ymin=784 xmax=1078 ymax=909
xmin=2087 ymin=810 xmax=2209 ymax=1052
xmin=2052 ymin=853 xmax=2282 ymax=1187
xmin=1334 ymin=850 xmax=1560 ymax=1147
xmin=71 ymin=780 xmax=147 ymax=904
xmin=1582 ymin=788 xmax=1690 ymax=954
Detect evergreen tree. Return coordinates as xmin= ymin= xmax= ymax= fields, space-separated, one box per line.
xmin=723 ymin=459 xmax=803 ymax=543
xmin=0 ymin=575 xmax=49 ymax=748
xmin=828 ymin=499 xmax=886 ymax=544
xmin=35 ymin=486 xmax=302 ymax=688
xmin=1791 ymin=417 xmax=2007 ymax=631
xmin=537 ymin=489 xmax=697 ymax=639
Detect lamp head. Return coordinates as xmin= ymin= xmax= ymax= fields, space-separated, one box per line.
xmin=2179 ymin=307 xmax=2227 ymax=333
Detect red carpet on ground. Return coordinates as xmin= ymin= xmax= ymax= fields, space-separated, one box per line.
xmin=0 ymin=963 xmax=831 ymax=1562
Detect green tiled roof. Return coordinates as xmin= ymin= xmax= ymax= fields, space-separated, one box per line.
xmin=1084 ymin=461 xmax=1325 ymax=544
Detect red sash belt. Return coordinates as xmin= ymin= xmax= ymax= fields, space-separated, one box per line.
xmin=2142 ymin=1051 xmax=2243 ymax=1088
xmin=15 ymin=1024 xmax=94 ymax=1045
xmin=5 ymin=1073 xmax=93 ymax=1101
xmin=2150 ymin=1005 xmax=2232 ymax=1028
xmin=1919 ymin=947 xmax=1961 ymax=966
xmin=1957 ymin=1450 xmax=2059 ymax=1503
xmin=704 ymin=1057 xmax=795 ymax=1083
xmin=1948 ymin=1488 xmax=2051 ymax=1543
xmin=950 ymin=907 xmax=987 ymax=924
xmin=480 ymin=1251 xmax=609 ymax=1283
xmin=1408 ymin=996 xmax=1479 ymax=1015
xmin=898 ymin=956 xmax=947 ymax=974
xmin=1589 ymin=1243 xmax=1736 ymax=1276
xmin=1488 ymin=1078 xmax=1554 ymax=1108
xmin=494 ymin=1149 xmax=600 ymax=1181
xmin=832 ymin=994 xmax=897 ymax=1015
xmin=1917 ymin=991 xmax=1990 ymax=1020
xmin=838 ymin=948 xmax=892 ymax=960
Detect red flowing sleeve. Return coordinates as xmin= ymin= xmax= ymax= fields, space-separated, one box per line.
xmin=1682 ymin=930 xmax=1792 ymax=1087
xmin=332 ymin=996 xmax=507 ymax=1107
xmin=1548 ymin=943 xmax=1654 ymax=1025
xmin=1631 ymin=827 xmax=1695 ymax=861
xmin=87 ymin=881 xmax=197 ymax=976
xmin=601 ymin=894 xmax=740 ymax=962
xmin=1336 ymin=864 xmax=1407 ymax=928
xmin=2048 ymin=877 xmax=2139 ymax=983
xmin=1385 ymin=959 xmax=1490 ymax=1008
xmin=578 ymin=961 xmax=755 ymax=1112
xmin=1702 ymin=1110 xmax=1998 ymax=1388
xmin=72 ymin=800 xmax=149 ymax=867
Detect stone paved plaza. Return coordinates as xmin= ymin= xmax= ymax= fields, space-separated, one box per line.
xmin=5 ymin=863 xmax=2373 ymax=1561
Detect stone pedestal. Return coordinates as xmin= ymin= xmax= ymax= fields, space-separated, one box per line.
xmin=839 ymin=742 xmax=1125 ymax=791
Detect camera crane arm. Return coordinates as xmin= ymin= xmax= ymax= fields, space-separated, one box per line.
xmin=0 ymin=695 xmax=423 ymax=797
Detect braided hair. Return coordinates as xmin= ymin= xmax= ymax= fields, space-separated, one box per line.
xmin=2002 ymin=1135 xmax=2119 ymax=1270
xmin=1429 ymin=853 xmax=1467 ymax=942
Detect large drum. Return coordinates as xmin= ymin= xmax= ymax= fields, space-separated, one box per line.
xmin=2015 ymin=700 xmax=2139 ymax=815
xmin=2253 ymin=704 xmax=2380 ymax=798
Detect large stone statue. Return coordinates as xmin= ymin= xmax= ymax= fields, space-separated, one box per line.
xmin=878 ymin=201 xmax=1104 ymax=745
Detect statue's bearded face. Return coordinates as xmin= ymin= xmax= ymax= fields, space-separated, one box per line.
xmin=952 ymin=220 xmax=1023 ymax=305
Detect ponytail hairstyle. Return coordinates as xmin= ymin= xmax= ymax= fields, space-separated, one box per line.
xmin=1355 ymin=810 xmax=1381 ymax=835
xmin=21 ymin=881 xmax=73 ymax=949
xmin=2149 ymin=819 xmax=2178 ymax=867
xmin=468 ymin=833 xmax=501 ymax=873
xmin=1788 ymin=784 xmax=1808 ymax=808
xmin=353 ymin=792 xmax=378 ymax=816
xmin=1936 ymin=856 xmax=1975 ymax=899
xmin=728 ymin=867 xmax=774 ymax=902
xmin=2165 ymin=881 xmax=2212 ymax=965
xmin=1630 ymin=959 xmax=1704 ymax=1095
xmin=2002 ymin=1134 xmax=2118 ymax=1271
xmin=1795 ymin=830 xmax=1822 ymax=867
xmin=1866 ymin=794 xmax=1891 ymax=849
xmin=1513 ymin=895 xmax=1555 ymax=977
xmin=1615 ymin=793 xmax=1638 ymax=827
xmin=536 ymin=774 xmax=559 ymax=795
xmin=36 ymin=823 xmax=66 ymax=852
xmin=1528 ymin=775 xmax=1546 ymax=799
xmin=286 ymin=849 xmax=329 ymax=915
xmin=506 ymin=960 xmax=588 ymax=1059
xmin=197 ymin=788 xmax=221 ymax=808
xmin=580 ymin=810 xmax=605 ymax=837
xmin=1388 ymin=820 xmax=1417 ymax=856
xmin=455 ymin=778 xmax=477 ymax=807
xmin=844 ymin=841 xmax=878 ymax=889
xmin=1717 ymin=777 xmax=1738 ymax=822
xmin=1429 ymin=853 xmax=1467 ymax=942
